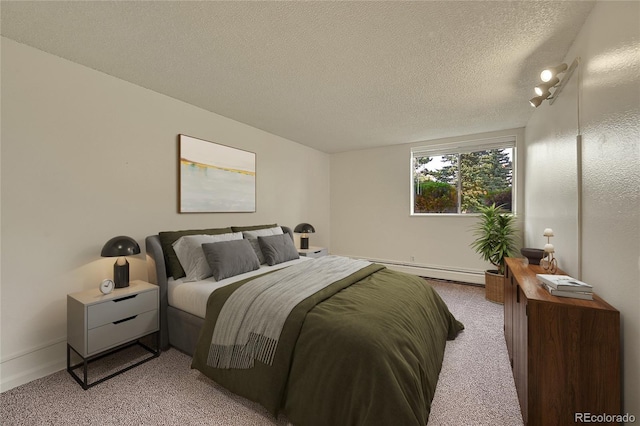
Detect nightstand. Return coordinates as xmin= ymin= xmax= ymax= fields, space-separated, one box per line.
xmin=67 ymin=280 xmax=160 ymax=389
xmin=298 ymin=246 xmax=328 ymax=258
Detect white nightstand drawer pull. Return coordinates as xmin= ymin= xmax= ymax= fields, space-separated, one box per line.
xmin=88 ymin=290 xmax=157 ymax=329
xmin=113 ymin=315 xmax=137 ymax=324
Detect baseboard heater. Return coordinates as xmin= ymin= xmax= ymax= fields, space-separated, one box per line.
xmin=350 ymin=256 xmax=485 ymax=285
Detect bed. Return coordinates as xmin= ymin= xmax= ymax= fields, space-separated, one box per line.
xmin=145 ymin=224 xmax=463 ymax=426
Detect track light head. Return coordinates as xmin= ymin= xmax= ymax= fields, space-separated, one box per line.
xmin=529 ymin=95 xmax=547 ymax=108
xmin=540 ymin=63 xmax=568 ymax=82
xmin=534 ymin=77 xmax=560 ymax=96
xmin=535 ymin=89 xmax=552 ymax=99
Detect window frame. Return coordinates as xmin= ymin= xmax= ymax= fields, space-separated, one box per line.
xmin=410 ymin=136 xmax=517 ymax=216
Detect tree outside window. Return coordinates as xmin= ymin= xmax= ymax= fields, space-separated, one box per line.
xmin=412 ymin=145 xmax=513 ymax=214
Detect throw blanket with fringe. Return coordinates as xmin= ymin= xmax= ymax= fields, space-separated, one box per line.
xmin=207 ymin=255 xmax=372 ymax=369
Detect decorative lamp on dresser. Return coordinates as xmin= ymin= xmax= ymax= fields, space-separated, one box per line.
xmin=503 ymin=258 xmax=621 ymax=425
xmin=67 ymin=280 xmax=160 ymax=389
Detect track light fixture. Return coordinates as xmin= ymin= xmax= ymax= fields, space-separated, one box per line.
xmin=529 ymin=58 xmax=579 ymax=107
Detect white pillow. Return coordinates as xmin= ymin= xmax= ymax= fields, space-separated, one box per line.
xmin=172 ymin=233 xmax=243 ymax=281
xmin=242 ymin=227 xmax=284 ymax=264
xmin=242 ymin=226 xmax=284 ymax=239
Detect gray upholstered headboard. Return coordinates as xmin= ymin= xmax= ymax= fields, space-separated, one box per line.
xmin=145 ymin=234 xmax=170 ymax=348
xmin=145 ymin=226 xmax=293 ymax=349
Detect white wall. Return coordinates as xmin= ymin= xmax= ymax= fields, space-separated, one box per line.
xmin=0 ymin=38 xmax=330 ymax=391
xmin=524 ymin=1 xmax=639 ymax=413
xmin=330 ymin=128 xmax=525 ymax=283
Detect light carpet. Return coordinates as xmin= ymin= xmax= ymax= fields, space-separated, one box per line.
xmin=0 ymin=280 xmax=523 ymax=425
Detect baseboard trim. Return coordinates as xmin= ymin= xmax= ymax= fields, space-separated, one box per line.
xmin=1 ymin=340 xmax=66 ymax=392
xmin=1 ymin=336 xmax=66 ymax=364
xmin=347 ymin=255 xmax=486 ymax=285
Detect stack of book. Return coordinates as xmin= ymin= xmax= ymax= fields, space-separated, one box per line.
xmin=536 ymin=274 xmax=593 ymax=300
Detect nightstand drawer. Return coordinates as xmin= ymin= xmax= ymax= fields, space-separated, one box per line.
xmin=87 ymin=309 xmax=158 ymax=355
xmin=88 ymin=290 xmax=157 ymax=329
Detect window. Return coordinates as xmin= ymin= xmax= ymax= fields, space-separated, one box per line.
xmin=411 ymin=137 xmax=515 ymax=214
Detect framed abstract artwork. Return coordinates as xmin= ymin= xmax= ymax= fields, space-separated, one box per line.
xmin=179 ymin=134 xmax=256 ymax=213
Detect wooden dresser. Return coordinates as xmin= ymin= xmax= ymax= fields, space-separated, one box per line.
xmin=504 ymin=258 xmax=621 ymax=425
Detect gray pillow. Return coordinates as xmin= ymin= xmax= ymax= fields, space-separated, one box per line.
xmin=258 ymin=234 xmax=300 ymax=266
xmin=247 ymin=239 xmax=266 ymax=264
xmin=242 ymin=227 xmax=284 ymax=264
xmin=202 ymin=239 xmax=260 ymax=281
xmin=159 ymin=227 xmax=233 ymax=279
xmin=172 ymin=232 xmax=243 ymax=282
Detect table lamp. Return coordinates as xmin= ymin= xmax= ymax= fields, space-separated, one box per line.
xmin=101 ymin=236 xmax=141 ymax=288
xmin=542 ymin=228 xmax=557 ymax=274
xmin=294 ymin=223 xmax=315 ymax=249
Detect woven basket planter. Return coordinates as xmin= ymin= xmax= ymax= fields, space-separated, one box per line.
xmin=485 ymin=270 xmax=504 ymax=304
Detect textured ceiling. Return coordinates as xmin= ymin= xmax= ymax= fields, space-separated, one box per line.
xmin=1 ymin=1 xmax=595 ymax=153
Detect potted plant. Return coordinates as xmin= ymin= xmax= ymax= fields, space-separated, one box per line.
xmin=470 ymin=203 xmax=518 ymax=303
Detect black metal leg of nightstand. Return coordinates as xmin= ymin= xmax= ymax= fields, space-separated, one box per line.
xmin=67 ymin=331 xmax=160 ymax=390
xmin=83 ymin=356 xmax=89 ymax=389
xmin=138 ymin=333 xmax=160 ymax=356
xmin=67 ymin=344 xmax=89 ymax=390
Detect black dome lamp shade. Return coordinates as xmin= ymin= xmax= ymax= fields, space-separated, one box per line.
xmin=101 ymin=236 xmax=141 ymax=288
xmin=294 ymin=223 xmax=315 ymax=249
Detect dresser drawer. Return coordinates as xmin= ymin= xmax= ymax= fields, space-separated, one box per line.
xmin=88 ymin=290 xmax=157 ymax=329
xmin=87 ymin=309 xmax=158 ymax=355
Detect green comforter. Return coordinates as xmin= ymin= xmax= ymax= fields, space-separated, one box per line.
xmin=192 ymin=264 xmax=464 ymax=426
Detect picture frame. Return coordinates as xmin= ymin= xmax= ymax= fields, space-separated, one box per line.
xmin=178 ymin=134 xmax=256 ymax=213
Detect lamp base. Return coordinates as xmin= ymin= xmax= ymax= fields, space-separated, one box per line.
xmin=114 ymin=260 xmax=130 ymax=288
xmin=300 ymin=237 xmax=309 ymax=250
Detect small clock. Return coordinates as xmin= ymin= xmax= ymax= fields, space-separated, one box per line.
xmin=99 ymin=279 xmax=115 ymax=294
